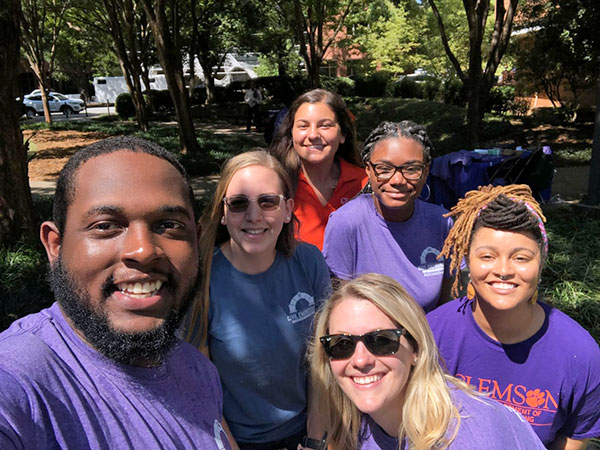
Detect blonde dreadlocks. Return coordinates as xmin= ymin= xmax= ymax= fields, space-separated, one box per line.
xmin=440 ymin=184 xmax=547 ymax=298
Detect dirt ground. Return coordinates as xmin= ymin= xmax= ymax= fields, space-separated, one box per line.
xmin=24 ymin=129 xmax=107 ymax=180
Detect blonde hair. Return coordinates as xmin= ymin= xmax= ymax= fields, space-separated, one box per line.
xmin=184 ymin=150 xmax=298 ymax=347
xmin=309 ymin=274 xmax=466 ymax=450
xmin=439 ymin=184 xmax=547 ymax=298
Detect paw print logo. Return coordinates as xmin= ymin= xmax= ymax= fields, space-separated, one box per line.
xmin=526 ymin=389 xmax=545 ymax=407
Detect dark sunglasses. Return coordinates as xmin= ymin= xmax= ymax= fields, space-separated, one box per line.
xmin=320 ymin=328 xmax=410 ymax=360
xmin=223 ymin=194 xmax=286 ymax=213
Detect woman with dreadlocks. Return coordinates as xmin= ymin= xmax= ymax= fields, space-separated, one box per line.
xmin=322 ymin=121 xmax=454 ymax=312
xmin=427 ymin=184 xmax=600 ymax=449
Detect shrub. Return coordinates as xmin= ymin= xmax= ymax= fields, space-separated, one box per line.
xmin=321 ymin=76 xmax=355 ymax=96
xmin=486 ymin=85 xmax=516 ymax=114
xmin=144 ymin=89 xmax=174 ymax=112
xmin=354 ymin=72 xmax=392 ymax=97
xmin=529 ymin=107 xmax=573 ymax=126
xmin=115 ymin=93 xmax=135 ymax=118
xmin=390 ymin=77 xmax=423 ymax=99
xmin=442 ymin=78 xmax=467 ymax=106
xmin=422 ymin=78 xmax=442 ymax=101
xmin=508 ymin=97 xmax=530 ymax=117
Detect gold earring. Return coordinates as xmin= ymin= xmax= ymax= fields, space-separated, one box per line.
xmin=467 ymin=282 xmax=476 ymax=300
xmin=530 ymin=290 xmax=538 ymax=304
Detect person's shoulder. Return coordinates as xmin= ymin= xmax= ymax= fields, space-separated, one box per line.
xmin=427 ymin=298 xmax=470 ymax=322
xmin=543 ymin=303 xmax=600 ymax=359
xmin=330 ymin=193 xmax=370 ymax=217
xmin=0 ymin=309 xmax=55 ymax=357
xmin=544 ymin=303 xmax=598 ymax=345
xmin=450 ymin=386 xmax=545 ymax=448
xmin=339 ymin=158 xmax=366 ymax=180
xmin=292 ymin=242 xmax=327 ymax=266
xmin=416 ymin=199 xmax=449 ymax=217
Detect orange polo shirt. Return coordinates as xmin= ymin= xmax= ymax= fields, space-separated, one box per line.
xmin=294 ymin=158 xmax=368 ymax=250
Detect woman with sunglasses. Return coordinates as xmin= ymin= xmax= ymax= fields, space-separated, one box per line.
xmin=427 ymin=185 xmax=600 ymax=449
xmin=322 ymin=121 xmax=454 ymax=312
xmin=308 ymin=273 xmax=544 ymax=449
xmin=183 ymin=150 xmax=331 ymax=449
xmin=270 ymin=89 xmax=366 ymax=250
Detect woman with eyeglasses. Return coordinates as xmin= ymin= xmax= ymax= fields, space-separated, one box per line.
xmin=183 ymin=150 xmax=331 ymax=449
xmin=307 ymin=273 xmax=544 ymax=449
xmin=427 ymin=185 xmax=600 ymax=449
xmin=270 ymin=89 xmax=366 ymax=250
xmin=322 ymin=121 xmax=453 ymax=312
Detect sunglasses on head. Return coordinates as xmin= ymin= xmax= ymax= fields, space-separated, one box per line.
xmin=320 ymin=328 xmax=410 ymax=360
xmin=223 ymin=194 xmax=286 ymax=213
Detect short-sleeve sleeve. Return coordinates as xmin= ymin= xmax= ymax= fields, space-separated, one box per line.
xmin=322 ymin=211 xmax=355 ymax=280
xmin=0 ymin=368 xmax=36 ymax=450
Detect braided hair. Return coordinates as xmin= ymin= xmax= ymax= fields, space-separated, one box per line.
xmin=361 ymin=120 xmax=434 ymax=164
xmin=440 ymin=184 xmax=548 ymax=298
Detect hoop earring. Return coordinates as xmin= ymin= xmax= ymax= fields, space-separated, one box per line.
xmin=467 ymin=282 xmax=476 ymax=300
xmin=420 ymin=183 xmax=431 ymax=201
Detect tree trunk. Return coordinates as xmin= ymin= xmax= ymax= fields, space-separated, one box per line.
xmin=586 ymin=74 xmax=600 ymax=205
xmin=198 ymin=57 xmax=216 ymax=104
xmin=35 ymin=72 xmax=53 ymax=124
xmin=141 ymin=0 xmax=201 ymax=155
xmin=104 ymin=0 xmax=150 ymax=131
xmin=0 ymin=0 xmax=36 ymax=244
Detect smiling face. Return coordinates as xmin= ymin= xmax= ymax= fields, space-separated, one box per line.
xmin=328 ymin=297 xmax=416 ymax=430
xmin=41 ymin=151 xmax=200 ymax=339
xmin=292 ymin=101 xmax=346 ymax=168
xmin=366 ymin=137 xmax=429 ymax=222
xmin=468 ymin=227 xmax=542 ymax=311
xmin=222 ymin=165 xmax=293 ymax=272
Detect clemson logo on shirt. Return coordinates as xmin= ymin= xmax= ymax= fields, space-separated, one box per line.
xmin=456 ymin=373 xmax=558 ymax=426
xmin=287 ymin=292 xmax=316 ymax=324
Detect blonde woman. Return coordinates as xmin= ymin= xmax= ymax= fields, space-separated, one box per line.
xmin=183 ymin=150 xmax=330 ymax=449
xmin=308 ymin=274 xmax=544 ymax=449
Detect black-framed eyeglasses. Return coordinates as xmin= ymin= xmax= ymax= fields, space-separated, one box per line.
xmin=367 ymin=161 xmax=426 ymax=181
xmin=223 ymin=194 xmax=286 ymax=213
xmin=320 ymin=328 xmax=410 ymax=360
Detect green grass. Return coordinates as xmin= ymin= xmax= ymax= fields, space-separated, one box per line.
xmin=552 ymin=148 xmax=592 ymax=168
xmin=541 ymin=205 xmax=600 ymax=341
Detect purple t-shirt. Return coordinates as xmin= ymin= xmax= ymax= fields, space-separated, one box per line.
xmin=427 ymin=299 xmax=600 ymax=446
xmin=322 ymin=194 xmax=452 ymax=311
xmin=0 ymin=303 xmax=230 ymax=450
xmin=358 ymin=386 xmax=544 ymax=449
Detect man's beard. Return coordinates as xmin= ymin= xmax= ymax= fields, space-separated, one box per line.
xmin=48 ymin=256 xmax=198 ymax=367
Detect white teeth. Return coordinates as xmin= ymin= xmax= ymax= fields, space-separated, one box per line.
xmin=492 ymin=282 xmax=516 ymax=289
xmin=245 ymin=229 xmax=266 ymax=235
xmin=352 ymin=375 xmax=382 ymax=385
xmin=117 ymin=280 xmax=163 ymax=298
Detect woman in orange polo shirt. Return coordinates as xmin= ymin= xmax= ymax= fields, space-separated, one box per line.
xmin=270 ymin=89 xmax=367 ymax=250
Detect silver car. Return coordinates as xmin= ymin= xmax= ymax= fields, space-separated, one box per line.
xmin=23 ymin=93 xmax=85 ymax=118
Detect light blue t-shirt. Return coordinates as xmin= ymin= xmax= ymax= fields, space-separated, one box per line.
xmin=208 ymin=243 xmax=331 ymax=443
xmin=358 ymin=386 xmax=545 ymax=449
xmin=323 ymin=194 xmax=453 ymax=312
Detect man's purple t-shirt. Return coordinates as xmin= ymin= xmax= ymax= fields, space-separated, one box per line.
xmin=322 ymin=194 xmax=453 ymax=311
xmin=427 ymin=299 xmax=600 ymax=446
xmin=0 ymin=303 xmax=230 ymax=450
xmin=358 ymin=386 xmax=544 ymax=449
